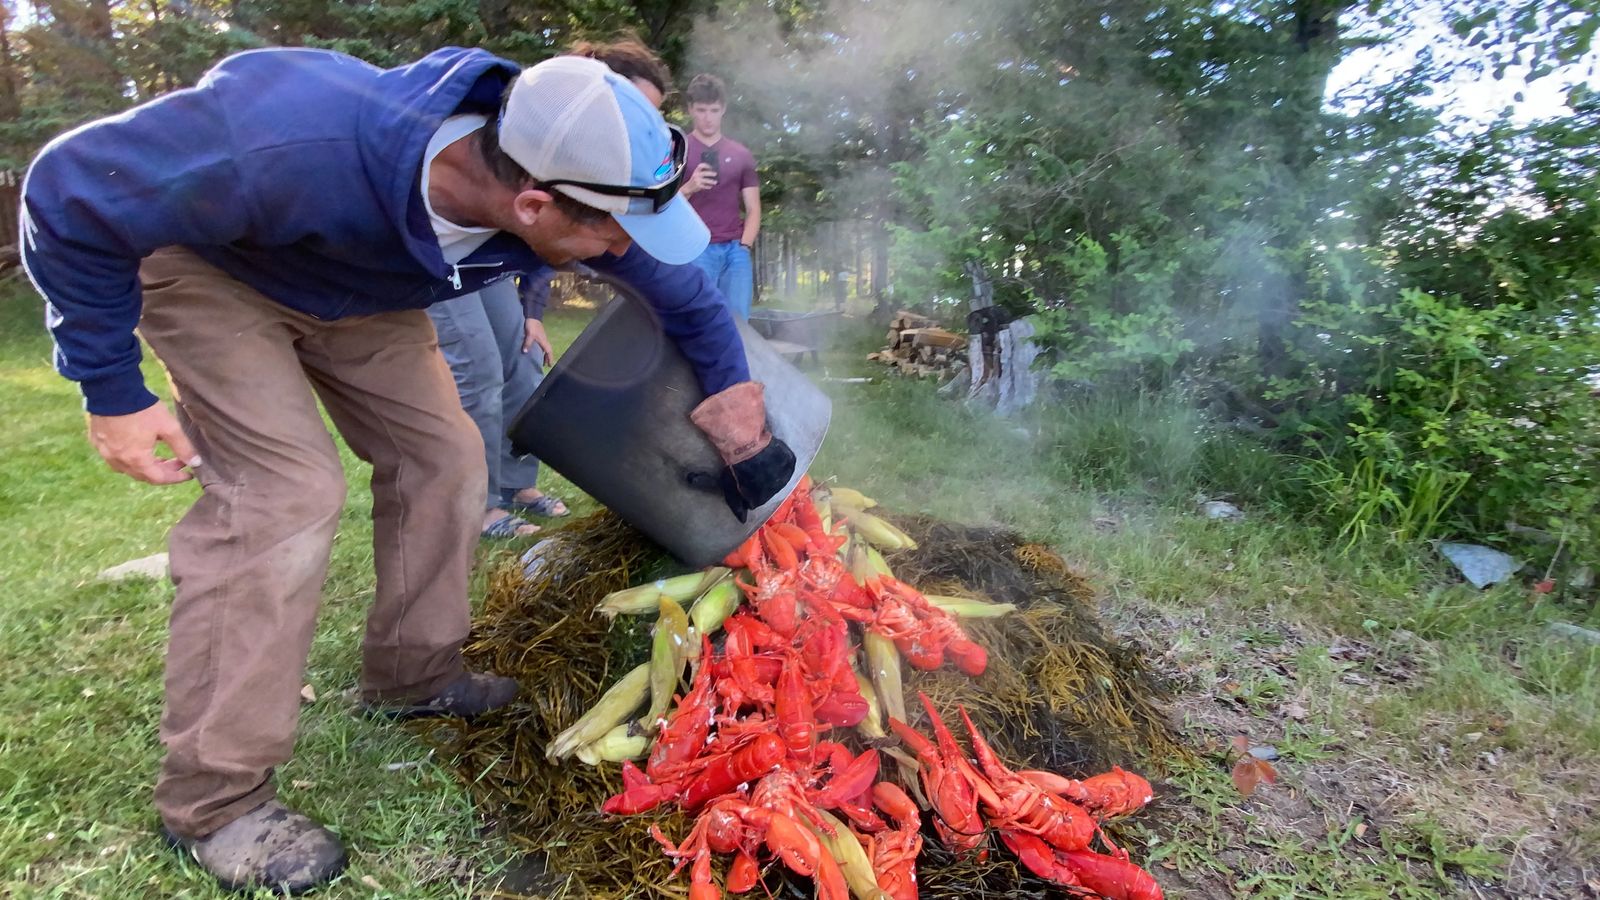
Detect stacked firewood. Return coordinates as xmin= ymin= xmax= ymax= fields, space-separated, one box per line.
xmin=867 ymin=310 xmax=967 ymax=379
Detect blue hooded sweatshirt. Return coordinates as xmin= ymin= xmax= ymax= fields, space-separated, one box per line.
xmin=19 ymin=46 xmax=749 ymax=416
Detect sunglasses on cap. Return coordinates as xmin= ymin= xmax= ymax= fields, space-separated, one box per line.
xmin=540 ymin=125 xmax=688 ymax=213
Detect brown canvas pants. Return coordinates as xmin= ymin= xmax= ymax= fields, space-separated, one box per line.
xmin=138 ymin=247 xmax=486 ymax=838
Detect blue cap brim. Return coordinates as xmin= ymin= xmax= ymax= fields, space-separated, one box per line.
xmin=615 ymin=195 xmax=710 ymax=266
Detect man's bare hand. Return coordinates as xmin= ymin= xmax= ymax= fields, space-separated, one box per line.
xmin=523 ymin=318 xmax=554 ymax=364
xmin=88 ymin=403 xmax=201 ymax=485
xmin=681 ymin=163 xmax=718 ymax=196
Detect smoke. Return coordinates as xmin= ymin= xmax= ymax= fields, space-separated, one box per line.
xmin=673 ymin=0 xmax=1042 ymax=315
xmin=663 ymin=1 xmax=1275 ymax=511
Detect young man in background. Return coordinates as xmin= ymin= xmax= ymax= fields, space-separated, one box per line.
xmin=680 ymin=73 xmax=761 ymax=320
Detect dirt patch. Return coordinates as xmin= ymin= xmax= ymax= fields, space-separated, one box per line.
xmin=1108 ymin=594 xmax=1600 ymax=898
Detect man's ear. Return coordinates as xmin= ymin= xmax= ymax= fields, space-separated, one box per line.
xmin=512 ymin=186 xmax=556 ymax=227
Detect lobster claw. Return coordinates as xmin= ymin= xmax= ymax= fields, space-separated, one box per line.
xmin=998 ymin=830 xmax=1084 ymax=886
xmin=688 ymin=849 xmax=722 ymax=900
xmin=811 ymin=748 xmax=880 ymax=808
xmin=760 ymin=811 xmax=822 ymax=877
xmin=726 ymin=849 xmax=761 ymax=894
xmin=813 ymin=690 xmax=869 ymax=728
xmin=603 ymin=761 xmax=674 ymax=815
xmin=1061 ymin=848 xmax=1165 ymax=900
xmin=1075 ymin=767 xmax=1155 ymax=819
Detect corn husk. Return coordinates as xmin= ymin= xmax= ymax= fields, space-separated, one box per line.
xmin=546 ymin=662 xmax=650 ymax=760
xmin=863 ymin=632 xmax=906 ymax=726
xmin=575 ymin=723 xmax=650 ymax=766
xmin=830 ymin=486 xmax=878 ymax=510
xmin=641 ymin=596 xmax=691 ymax=729
xmin=925 ymin=594 xmax=1017 ymax=619
xmin=853 ymin=670 xmax=886 ymax=739
xmin=864 ymin=545 xmax=895 ymax=579
xmin=688 ymin=577 xmax=740 ymax=636
xmin=807 ymin=810 xmax=890 ymax=900
xmin=594 ymin=568 xmax=730 ymax=619
xmin=848 ymin=537 xmax=876 ymax=585
xmin=849 ymin=512 xmax=917 ymax=551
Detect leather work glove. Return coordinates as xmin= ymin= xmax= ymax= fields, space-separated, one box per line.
xmin=690 ymin=381 xmax=797 ymax=522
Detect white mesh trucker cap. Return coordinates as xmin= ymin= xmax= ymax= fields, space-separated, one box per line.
xmin=499 ymin=56 xmax=709 ymax=265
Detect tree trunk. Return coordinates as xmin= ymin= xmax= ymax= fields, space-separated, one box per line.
xmin=1257 ymin=0 xmax=1349 ymax=383
xmin=871 ymin=212 xmax=890 ymax=301
xmin=784 ymin=235 xmax=798 ymax=296
xmin=0 ymin=5 xmax=19 ymax=121
xmin=852 ymin=222 xmax=863 ymax=303
xmin=37 ymin=0 xmax=121 ymax=100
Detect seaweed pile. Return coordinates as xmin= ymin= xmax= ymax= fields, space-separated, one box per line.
xmin=420 ymin=506 xmax=1181 ymax=899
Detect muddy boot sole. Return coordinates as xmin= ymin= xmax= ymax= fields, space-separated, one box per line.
xmin=362 ymin=671 xmax=519 ymax=721
xmin=163 ymin=800 xmax=347 ymax=895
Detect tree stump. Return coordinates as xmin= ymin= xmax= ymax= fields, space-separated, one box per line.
xmin=963 ymin=262 xmax=1039 ymax=416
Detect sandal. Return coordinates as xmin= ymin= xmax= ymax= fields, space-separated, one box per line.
xmin=506 ymin=493 xmax=570 ymax=518
xmin=482 ymin=513 xmax=540 ymax=539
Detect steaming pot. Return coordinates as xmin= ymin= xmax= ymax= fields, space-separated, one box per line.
xmin=508 ymin=278 xmax=831 ymax=567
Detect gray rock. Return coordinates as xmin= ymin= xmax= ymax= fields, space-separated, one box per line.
xmin=1439 ymin=542 xmax=1521 ymax=588
xmin=1199 ymin=500 xmax=1244 ymax=521
xmin=1570 ymin=566 xmax=1594 ymax=591
xmin=1547 ymin=622 xmax=1600 ymax=645
xmin=97 ymin=552 xmax=169 ymax=582
xmin=520 ymin=539 xmax=558 ymax=581
xmin=1248 ymin=745 xmax=1279 ymax=762
xmin=937 ymin=365 xmax=971 ymax=398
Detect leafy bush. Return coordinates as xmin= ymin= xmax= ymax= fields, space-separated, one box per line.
xmin=1290 ymin=288 xmax=1600 ymax=562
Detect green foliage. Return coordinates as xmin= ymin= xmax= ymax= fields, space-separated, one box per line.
xmin=1291 ymin=287 xmax=1600 ymax=560
xmin=0 ymin=0 xmax=703 ymax=171
xmin=882 ymin=0 xmax=1600 ymax=569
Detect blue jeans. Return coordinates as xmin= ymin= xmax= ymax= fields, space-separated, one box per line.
xmin=427 ymin=278 xmax=545 ymax=510
xmin=693 ymin=240 xmax=754 ymax=320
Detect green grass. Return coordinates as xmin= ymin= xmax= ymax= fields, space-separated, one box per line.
xmin=0 ymin=283 xmax=598 ymax=898
xmin=4 ymin=281 xmax=1598 ymax=897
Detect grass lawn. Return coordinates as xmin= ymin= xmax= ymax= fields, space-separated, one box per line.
xmin=2 ymin=277 xmax=1597 ymax=898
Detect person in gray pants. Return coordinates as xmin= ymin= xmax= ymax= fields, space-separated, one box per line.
xmin=427 ymin=274 xmax=569 ymax=538
xmin=429 ymin=38 xmax=675 ymax=539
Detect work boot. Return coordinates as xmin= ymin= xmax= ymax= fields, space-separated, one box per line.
xmin=163 ymin=800 xmax=346 ymax=895
xmin=363 ymin=671 xmax=519 ymax=720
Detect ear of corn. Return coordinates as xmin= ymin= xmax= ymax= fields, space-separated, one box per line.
xmin=881 ymin=746 xmax=928 ymax=808
xmin=576 ymin=723 xmax=650 ymax=765
xmin=830 ymin=486 xmax=878 ymax=510
xmin=848 ymin=511 xmax=917 ymax=551
xmin=807 ymin=810 xmax=891 ymax=900
xmin=924 ymin=594 xmax=1017 ymax=618
xmin=594 ymin=568 xmax=731 ymax=619
xmin=863 ymin=632 xmax=906 ymax=726
xmin=641 ymin=596 xmax=691 ymax=730
xmin=863 ymin=545 xmax=895 ymax=579
xmin=876 ymin=517 xmax=918 ymax=550
xmin=832 ymin=497 xmax=864 ymax=519
xmin=853 ymin=670 xmax=886 ymax=739
xmin=688 ymin=577 xmax=740 ymax=636
xmin=847 ymin=537 xmax=876 ymax=585
xmin=546 ymin=662 xmax=650 ymax=760
xmin=593 ymin=584 xmax=662 ymax=618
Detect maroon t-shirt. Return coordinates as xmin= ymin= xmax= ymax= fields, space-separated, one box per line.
xmin=686 ymin=135 xmax=758 ymax=244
